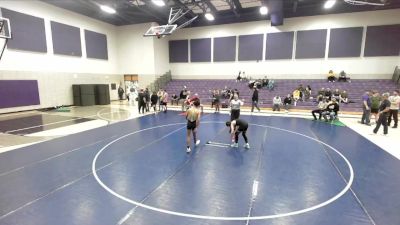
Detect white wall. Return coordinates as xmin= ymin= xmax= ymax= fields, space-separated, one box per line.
xmin=169 ymin=9 xmax=400 ymax=79
xmin=0 ymin=0 xmax=123 ymax=113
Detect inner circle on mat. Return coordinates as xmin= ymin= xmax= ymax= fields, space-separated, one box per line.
xmin=92 ymin=121 xmax=354 ymax=221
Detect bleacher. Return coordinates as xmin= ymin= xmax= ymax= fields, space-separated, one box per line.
xmin=163 ymin=79 xmax=399 ymax=113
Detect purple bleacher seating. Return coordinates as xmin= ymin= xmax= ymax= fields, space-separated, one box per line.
xmin=164 ymin=79 xmax=399 ymax=112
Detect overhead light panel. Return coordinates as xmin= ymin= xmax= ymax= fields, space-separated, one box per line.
xmin=100 ymin=5 xmax=116 ymax=14
xmin=205 ymin=13 xmax=215 ymax=21
xmin=324 ymin=0 xmax=336 ymax=9
xmin=152 ymin=0 xmax=165 ymax=7
xmin=259 ymin=6 xmax=268 ymax=15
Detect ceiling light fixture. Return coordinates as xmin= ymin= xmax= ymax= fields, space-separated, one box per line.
xmin=259 ymin=6 xmax=268 ymax=15
xmin=152 ymin=0 xmax=165 ymax=7
xmin=205 ymin=13 xmax=215 ymax=21
xmin=100 ymin=5 xmax=116 ymax=14
xmin=324 ymin=0 xmax=337 ymax=9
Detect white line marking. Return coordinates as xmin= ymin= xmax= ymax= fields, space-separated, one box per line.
xmin=207 ymin=141 xmax=231 ymax=146
xmin=205 ymin=143 xmax=229 ymax=148
xmin=5 ymin=117 xmax=87 ymax=133
xmin=92 ymin=121 xmax=355 ymax=221
xmin=117 ymin=208 xmax=137 ymax=225
xmin=252 ymin=180 xmax=259 ymax=199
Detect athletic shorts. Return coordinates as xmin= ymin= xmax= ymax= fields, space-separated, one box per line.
xmin=160 ymin=102 xmax=167 ymax=106
xmin=238 ymin=124 xmax=248 ymax=132
xmin=371 ymin=108 xmax=379 ymax=114
xmin=187 ymin=120 xmax=197 ymax=130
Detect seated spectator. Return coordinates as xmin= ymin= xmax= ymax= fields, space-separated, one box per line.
xmin=328 ymin=70 xmax=336 ymax=82
xmin=316 ymin=94 xmax=324 ymax=102
xmin=236 ymin=71 xmax=242 ymax=82
xmin=338 ymin=71 xmax=351 ymax=82
xmin=339 ymin=90 xmax=349 ymax=104
xmin=273 ymin=96 xmax=282 ymax=111
xmin=332 ymin=89 xmax=341 ymax=101
xmin=293 ymin=89 xmax=300 ymax=106
xmin=322 ymin=99 xmax=340 ymax=122
xmin=171 ymin=94 xmax=179 ymax=105
xmin=267 ymin=80 xmax=275 ymax=91
xmin=325 ymin=88 xmax=332 ymax=100
xmin=262 ymin=76 xmax=269 ymax=87
xmin=318 ymin=87 xmax=326 ymax=96
xmin=283 ymin=94 xmax=292 ymax=113
xmin=305 ymin=85 xmax=312 ymax=100
xmin=298 ymin=84 xmax=305 ymax=101
xmin=312 ymin=99 xmax=328 ymax=120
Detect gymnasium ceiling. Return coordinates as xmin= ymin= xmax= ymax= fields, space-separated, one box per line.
xmin=41 ymin=0 xmax=400 ymax=27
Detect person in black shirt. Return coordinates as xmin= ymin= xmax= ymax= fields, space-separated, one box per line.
xmin=118 ymin=85 xmax=124 ymax=101
xmin=325 ymin=88 xmax=332 ymax=100
xmin=283 ymin=94 xmax=292 ymax=112
xmin=150 ymin=91 xmax=158 ymax=112
xmin=322 ymin=99 xmax=339 ymax=122
xmin=226 ymin=119 xmax=250 ymax=149
xmin=145 ymin=88 xmax=150 ymax=112
xmin=137 ymin=89 xmax=146 ymax=114
xmin=373 ymin=93 xmax=391 ymax=135
xmin=251 ymin=87 xmax=260 ymax=112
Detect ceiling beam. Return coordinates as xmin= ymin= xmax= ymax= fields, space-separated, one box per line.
xmin=225 ymin=0 xmax=240 ymax=17
xmin=171 ymin=0 xmax=197 ymax=17
xmin=204 ymin=0 xmax=218 ymax=13
xmin=232 ymin=0 xmax=242 ymax=11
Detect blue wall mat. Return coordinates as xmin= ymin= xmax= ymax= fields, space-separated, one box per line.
xmin=213 ymin=36 xmax=236 ymax=62
xmin=364 ymin=24 xmax=400 ymax=57
xmin=238 ymin=34 xmax=264 ymax=61
xmin=51 ymin=21 xmax=82 ymax=57
xmin=190 ymin=38 xmax=211 ymax=62
xmin=265 ymin=32 xmax=294 ymax=60
xmin=169 ymin=40 xmax=188 ymax=63
xmin=329 ymin=27 xmax=363 ymax=58
xmin=0 ymin=80 xmax=40 ymax=109
xmin=296 ymin=29 xmax=327 ymax=59
xmin=1 ymin=8 xmax=47 ymax=53
xmin=84 ymin=29 xmax=108 ymax=60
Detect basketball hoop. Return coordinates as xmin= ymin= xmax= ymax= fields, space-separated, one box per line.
xmin=0 ymin=17 xmax=11 ymax=60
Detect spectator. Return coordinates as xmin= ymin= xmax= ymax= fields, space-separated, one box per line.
xmin=262 ymin=76 xmax=269 ymax=87
xmin=322 ymin=99 xmax=340 ymax=122
xmin=332 ymin=89 xmax=341 ymax=102
xmin=150 ymin=91 xmax=158 ymax=112
xmin=372 ymin=93 xmax=391 ymax=135
xmin=210 ymin=90 xmax=216 ymax=108
xmin=118 ymin=85 xmax=124 ymax=100
xmin=360 ymin=91 xmax=371 ymax=126
xmin=316 ymin=94 xmax=324 ymax=103
xmin=312 ymin=99 xmax=328 ymax=120
xmin=388 ymin=90 xmax=400 ymax=128
xmin=283 ymin=94 xmax=292 ymax=113
xmin=157 ymin=89 xmax=164 ymax=111
xmin=171 ymin=94 xmax=179 ymax=105
xmin=318 ymin=87 xmax=326 ymax=96
xmin=327 ymin=70 xmax=336 ymax=82
xmin=305 ymin=85 xmax=312 ymax=100
xmin=251 ymin=87 xmax=260 ymax=113
xmin=267 ymin=80 xmax=275 ymax=91
xmin=298 ymin=84 xmax=305 ymax=101
xmin=145 ymin=88 xmax=150 ymax=112
xmin=236 ymin=71 xmax=242 ymax=82
xmin=138 ymin=89 xmax=146 ymax=114
xmin=340 ymin=90 xmax=349 ymax=104
xmin=370 ymin=91 xmax=380 ymax=124
xmin=161 ymin=90 xmax=169 ymax=113
xmin=325 ymin=88 xmax=332 ymax=100
xmin=338 ymin=71 xmax=351 ymax=82
xmin=214 ymin=90 xmax=221 ymax=113
xmin=179 ymin=87 xmax=188 ymax=111
xmin=272 ymin=96 xmax=282 ymax=111
xmin=293 ymin=89 xmax=300 ymax=106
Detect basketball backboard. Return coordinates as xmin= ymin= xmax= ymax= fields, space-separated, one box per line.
xmin=0 ymin=17 xmax=11 ymax=39
xmin=144 ymin=24 xmax=177 ymax=37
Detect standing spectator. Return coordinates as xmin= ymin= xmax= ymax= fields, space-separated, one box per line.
xmin=293 ymin=89 xmax=300 ymax=106
xmin=373 ymin=93 xmax=391 ymax=135
xmin=230 ymin=94 xmax=244 ymax=121
xmin=236 ymin=71 xmax=242 ymax=82
xmin=145 ymin=88 xmax=150 ymax=112
xmin=283 ymin=94 xmax=292 ymax=113
xmin=251 ymin=87 xmax=260 ymax=113
xmin=150 ymin=91 xmax=158 ymax=112
xmin=272 ymin=96 xmax=282 ymax=111
xmin=340 ymin=90 xmax=349 ymax=104
xmin=360 ymin=91 xmax=371 ymax=126
xmin=305 ymin=85 xmax=312 ymax=100
xmin=171 ymin=94 xmax=179 ymax=105
xmin=327 ymin=70 xmax=336 ymax=82
xmin=312 ymin=99 xmax=328 ymax=120
xmin=137 ymin=89 xmax=146 ymax=114
xmin=118 ymin=85 xmax=124 ymax=100
xmin=180 ymin=87 xmax=188 ymax=111
xmin=161 ymin=90 xmax=169 ymax=113
xmin=214 ymin=90 xmax=221 ymax=113
xmin=370 ymin=91 xmax=381 ymax=124
xmin=388 ymin=90 xmax=400 ymax=128
xmin=298 ymin=84 xmax=305 ymax=101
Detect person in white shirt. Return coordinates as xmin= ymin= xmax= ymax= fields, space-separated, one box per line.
xmin=272 ymin=96 xmax=282 ymax=111
xmin=388 ymin=90 xmax=400 ymax=128
xmin=230 ymin=94 xmax=244 ymax=121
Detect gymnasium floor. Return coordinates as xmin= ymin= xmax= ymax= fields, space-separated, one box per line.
xmin=0 ymin=104 xmax=399 ymax=225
